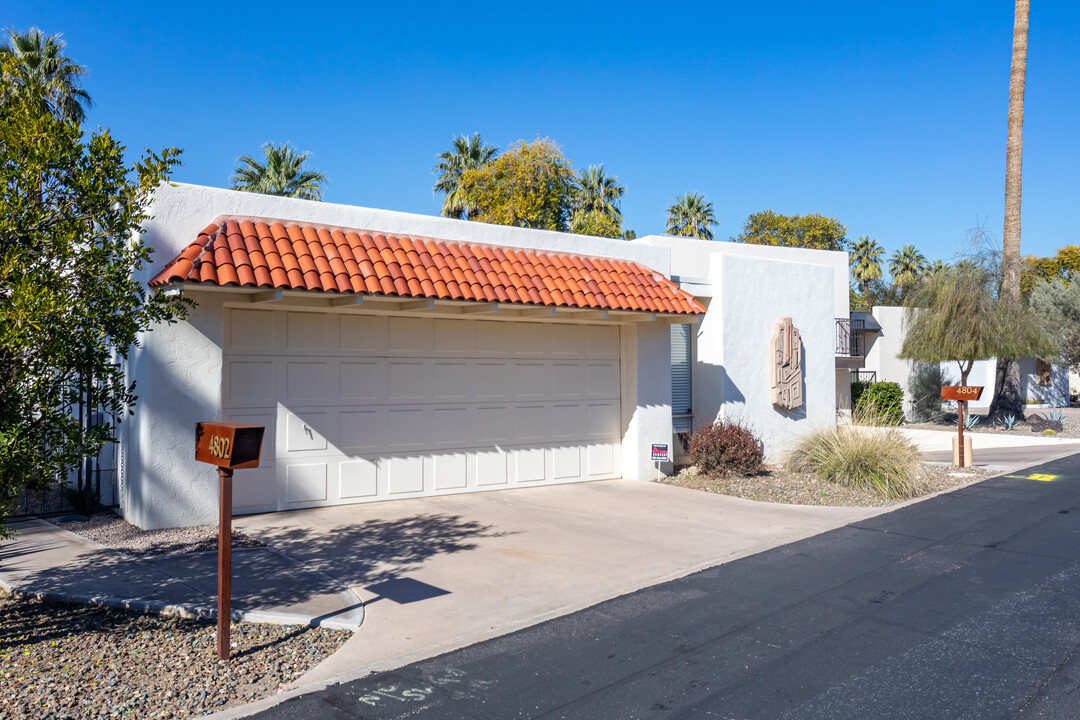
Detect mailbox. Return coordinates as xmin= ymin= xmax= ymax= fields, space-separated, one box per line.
xmin=195 ymin=422 xmax=264 ymax=470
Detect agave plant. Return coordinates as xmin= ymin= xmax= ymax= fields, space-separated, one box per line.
xmin=998 ymin=413 xmax=1020 ymax=431
xmin=1048 ymin=407 xmax=1065 ymax=423
xmin=963 ymin=414 xmax=982 ymax=430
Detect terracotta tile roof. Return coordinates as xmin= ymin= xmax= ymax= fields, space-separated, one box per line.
xmin=149 ymin=220 xmax=706 ymax=315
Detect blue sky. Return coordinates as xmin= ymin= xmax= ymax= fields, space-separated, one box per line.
xmin=12 ymin=1 xmax=1080 ymax=267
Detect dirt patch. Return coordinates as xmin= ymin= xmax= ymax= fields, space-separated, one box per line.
xmin=55 ymin=511 xmax=264 ymax=558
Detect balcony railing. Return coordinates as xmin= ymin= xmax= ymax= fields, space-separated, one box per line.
xmin=835 ymin=318 xmax=865 ymax=356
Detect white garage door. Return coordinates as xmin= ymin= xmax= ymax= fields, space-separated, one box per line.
xmin=221 ymin=309 xmax=623 ymax=513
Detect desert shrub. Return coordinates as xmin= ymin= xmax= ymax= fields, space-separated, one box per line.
xmin=787 ymin=424 xmax=923 ymax=499
xmin=855 ymin=381 xmax=904 ymax=426
xmin=687 ymin=419 xmax=765 ymax=476
xmin=907 ymin=363 xmax=955 ymax=423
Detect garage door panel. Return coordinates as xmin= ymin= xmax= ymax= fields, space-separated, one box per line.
xmin=513 ymin=363 xmax=548 ymax=399
xmin=586 ymin=325 xmax=620 ymax=358
xmin=586 ymin=363 xmax=618 ymax=398
xmin=432 ymin=407 xmax=471 ymax=446
xmin=549 ymin=324 xmax=581 ymax=356
xmin=513 ymin=324 xmax=546 ymax=356
xmin=229 ymin=310 xmax=275 ymax=351
xmin=588 ymin=443 xmax=617 ymax=477
xmin=340 ymin=410 xmax=381 ymax=452
xmin=340 ymin=315 xmax=387 ymax=353
xmin=433 ymin=362 xmax=468 ymax=400
xmin=228 ymin=361 xmax=275 ymax=406
xmin=387 ymin=407 xmax=428 ymax=450
xmin=387 ymin=456 xmax=424 ymax=494
xmin=232 ymin=466 xmax=276 ymax=511
xmin=552 ymin=363 xmax=582 ymax=397
xmin=432 ymin=452 xmax=468 ymax=490
xmin=287 ymin=312 xmax=330 ymax=351
xmin=388 ymin=360 xmax=432 ymax=401
xmin=286 ymin=362 xmax=329 ymax=401
xmin=552 ymin=404 xmax=585 ymax=440
xmin=475 ymin=321 xmax=510 ymax=356
xmin=340 ymin=458 xmax=378 ymax=499
xmin=515 ymin=447 xmax=547 ymax=483
xmin=516 ymin=405 xmax=549 ymax=442
xmin=588 ymin=403 xmax=620 ymax=439
xmin=285 ymin=412 xmax=329 ymax=453
xmin=387 ymin=316 xmax=434 ymax=354
xmin=472 ymin=362 xmax=509 ymax=400
xmin=476 ymin=406 xmax=510 ymax=442
xmin=434 ymin=320 xmax=472 ymax=355
xmin=286 ymin=463 xmax=328 ymax=504
xmin=476 ymin=450 xmax=508 ymax=486
xmin=553 ymin=446 xmax=581 ymax=480
xmin=340 ymin=360 xmax=383 ymax=402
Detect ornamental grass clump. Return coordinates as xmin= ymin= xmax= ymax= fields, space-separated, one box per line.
xmin=687 ymin=419 xmax=765 ymax=477
xmin=787 ymin=424 xmax=924 ymax=500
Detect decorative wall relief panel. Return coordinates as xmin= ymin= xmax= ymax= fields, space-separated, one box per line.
xmin=771 ymin=317 xmax=804 ymax=410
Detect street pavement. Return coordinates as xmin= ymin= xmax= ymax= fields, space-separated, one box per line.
xmin=249 ymin=452 xmax=1080 ymax=720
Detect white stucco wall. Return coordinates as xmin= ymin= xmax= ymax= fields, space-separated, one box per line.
xmin=620 ymin=323 xmax=675 ymax=481
xmin=635 ymin=235 xmax=850 ymax=319
xmin=693 ymin=254 xmax=835 ymax=462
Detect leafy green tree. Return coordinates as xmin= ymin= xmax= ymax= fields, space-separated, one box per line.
xmin=0 ymin=56 xmax=187 ymax=532
xmin=433 ymin=133 xmax=498 ymax=219
xmin=231 ymin=142 xmax=327 ymax=201
xmin=888 ymin=244 xmax=927 ymax=288
xmin=573 ymin=165 xmax=624 ymax=222
xmin=899 ymin=264 xmax=1055 ymax=390
xmin=570 ymin=209 xmax=622 ymax=239
xmin=849 ymin=236 xmax=884 ymax=294
xmin=733 ymin=210 xmax=847 ymax=251
xmin=1021 ymin=245 xmax=1080 ymax=294
xmin=461 ymin=138 xmax=576 ymax=231
xmin=666 ymin=192 xmax=717 ymax=241
xmin=1028 ymin=278 xmax=1080 ymax=373
xmin=0 ymin=27 xmax=91 ymax=124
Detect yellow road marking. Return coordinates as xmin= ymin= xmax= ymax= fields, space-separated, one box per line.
xmin=1004 ymin=473 xmax=1059 ymax=481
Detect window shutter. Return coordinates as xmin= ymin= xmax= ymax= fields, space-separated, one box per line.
xmin=671 ymin=324 xmax=692 ymax=432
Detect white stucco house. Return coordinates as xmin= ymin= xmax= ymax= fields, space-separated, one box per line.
xmin=119 ymin=184 xmax=855 ymax=529
xmin=855 ymin=305 xmax=1069 ymax=414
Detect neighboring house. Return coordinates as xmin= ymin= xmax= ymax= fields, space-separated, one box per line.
xmin=120 ymin=184 xmax=851 ymax=529
xmin=855 ymin=305 xmax=1068 ymax=414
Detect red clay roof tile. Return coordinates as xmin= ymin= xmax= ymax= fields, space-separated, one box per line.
xmin=149 ymin=220 xmax=705 ymax=315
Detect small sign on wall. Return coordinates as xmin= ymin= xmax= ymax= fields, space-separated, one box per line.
xmin=651 ymin=444 xmax=670 ymax=462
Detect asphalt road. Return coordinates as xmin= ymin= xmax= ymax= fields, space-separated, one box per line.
xmin=253 ymin=452 xmax=1080 ymax=720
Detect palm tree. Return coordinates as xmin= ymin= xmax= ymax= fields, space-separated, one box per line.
xmin=888 ymin=244 xmax=927 ymax=287
xmin=231 ymin=142 xmax=327 ymax=201
xmin=573 ymin=165 xmax=624 ymax=221
xmin=666 ymin=193 xmax=717 ymax=241
xmin=849 ymin=236 xmax=884 ymax=293
xmin=433 ymin=133 xmax=499 ymax=219
xmin=0 ymin=27 xmax=91 ymax=124
xmin=992 ymin=0 xmax=1029 ymax=418
xmin=926 ymin=259 xmax=949 ymax=277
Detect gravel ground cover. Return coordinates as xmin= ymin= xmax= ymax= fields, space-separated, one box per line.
xmin=55 ymin=512 xmax=263 ymax=558
xmin=904 ymin=411 xmax=1080 ymax=439
xmin=659 ymin=463 xmax=993 ymax=506
xmin=0 ymin=594 xmax=351 ymax=719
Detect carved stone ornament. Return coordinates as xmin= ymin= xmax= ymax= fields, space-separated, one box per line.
xmin=771 ymin=317 xmax=804 ymax=410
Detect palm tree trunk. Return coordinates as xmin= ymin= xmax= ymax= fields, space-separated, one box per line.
xmin=991 ymin=0 xmax=1029 ymax=418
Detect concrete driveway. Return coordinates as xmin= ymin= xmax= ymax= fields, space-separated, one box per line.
xmin=232 ymin=480 xmax=882 ymax=694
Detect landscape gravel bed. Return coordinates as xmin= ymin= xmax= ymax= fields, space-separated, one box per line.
xmin=56 ymin=512 xmax=264 ymax=558
xmin=659 ymin=463 xmax=994 ymax=506
xmin=904 ymin=411 xmax=1080 ymax=439
xmin=0 ymin=594 xmax=351 ymax=719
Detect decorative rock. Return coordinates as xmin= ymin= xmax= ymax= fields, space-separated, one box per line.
xmin=1028 ymin=417 xmax=1064 ymax=433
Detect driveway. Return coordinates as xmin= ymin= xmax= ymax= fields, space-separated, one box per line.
xmin=231 ymin=479 xmax=881 ymax=693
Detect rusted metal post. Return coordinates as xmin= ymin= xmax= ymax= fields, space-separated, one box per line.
xmin=958 ymin=399 xmax=966 ymax=468
xmin=217 ymin=467 xmax=233 ymax=661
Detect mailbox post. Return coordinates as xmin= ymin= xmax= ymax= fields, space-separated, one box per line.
xmin=940 ymin=386 xmax=983 ymax=468
xmin=195 ymin=422 xmax=264 ymax=660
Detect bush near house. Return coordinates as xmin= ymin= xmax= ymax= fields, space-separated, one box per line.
xmin=854 ymin=382 xmax=904 ymax=425
xmin=851 ymin=379 xmax=871 ymax=409
xmin=787 ymin=425 xmax=923 ymax=500
xmin=686 ymin=419 xmax=765 ymax=476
